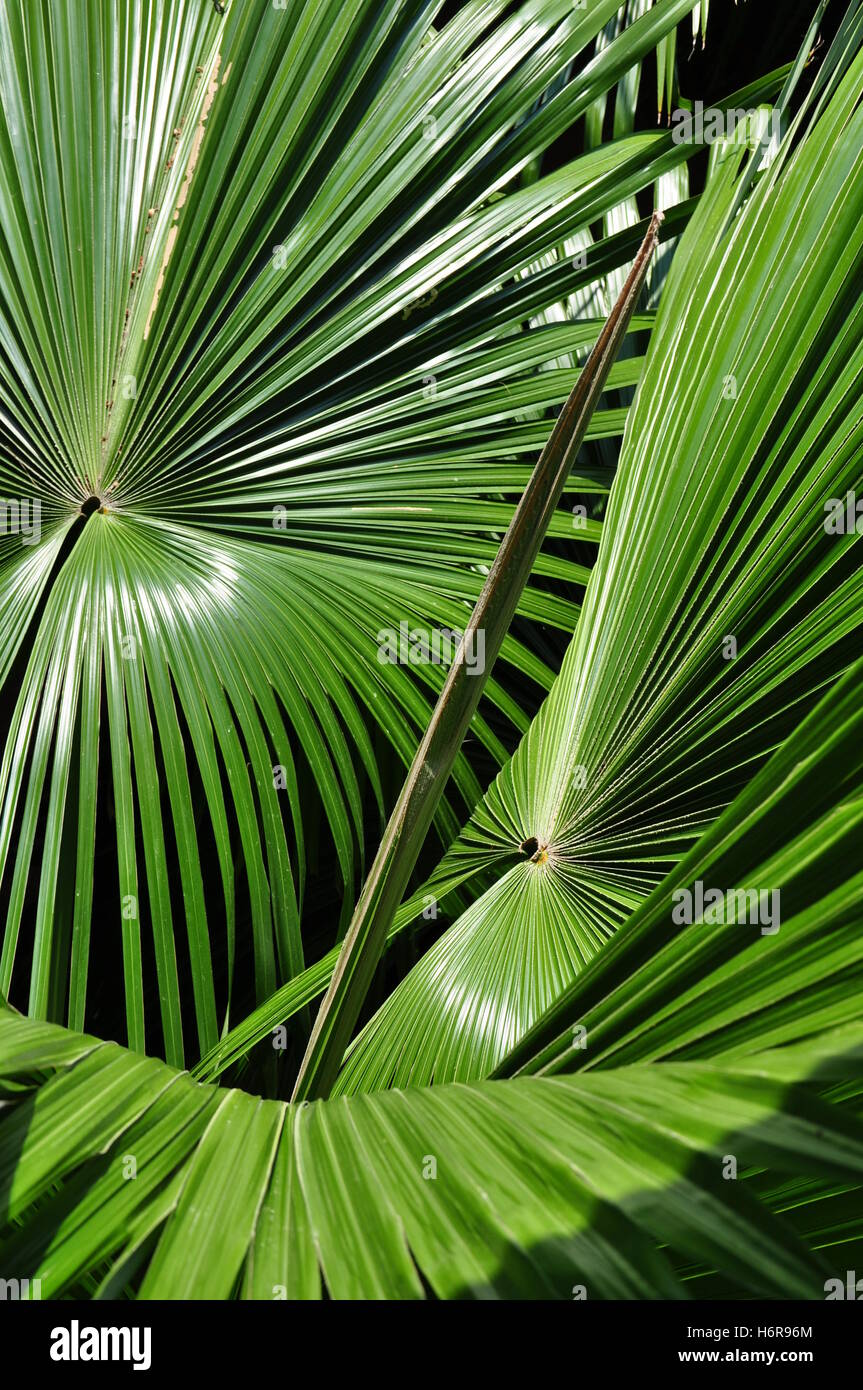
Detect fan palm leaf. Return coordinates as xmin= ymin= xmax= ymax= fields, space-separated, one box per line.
xmin=0 ymin=0 xmax=713 ymax=1060
xmin=323 ymin=31 xmax=863 ymax=1091
xmin=2 ymin=1001 xmax=862 ymax=1298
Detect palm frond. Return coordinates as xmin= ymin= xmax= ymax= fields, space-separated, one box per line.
xmin=332 ymin=44 xmax=863 ymax=1090
xmin=0 ymin=0 xmax=700 ymax=1058
xmin=2 ymin=1006 xmax=862 ymax=1299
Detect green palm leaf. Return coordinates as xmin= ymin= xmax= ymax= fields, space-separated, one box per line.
xmin=1 ymin=0 xmax=860 ymax=1308
xmin=498 ymin=655 xmax=863 ymax=1079
xmin=332 ymin=37 xmax=863 ymax=1091
xmin=2 ymin=1005 xmax=862 ymax=1299
xmin=0 ymin=0 xmax=705 ymax=1058
xmin=5 ymin=644 xmax=863 ymax=1297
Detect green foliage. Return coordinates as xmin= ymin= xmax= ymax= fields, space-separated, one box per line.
xmin=0 ymin=0 xmax=701 ymax=1056
xmin=2 ymin=1005 xmax=863 ymax=1298
xmin=0 ymin=0 xmax=861 ymax=1301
